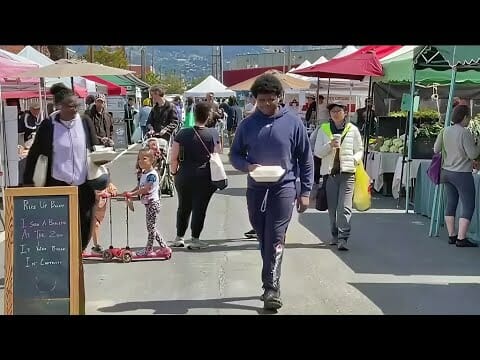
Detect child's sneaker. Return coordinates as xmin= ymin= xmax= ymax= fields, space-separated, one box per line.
xmin=91 ymin=244 xmax=103 ymax=253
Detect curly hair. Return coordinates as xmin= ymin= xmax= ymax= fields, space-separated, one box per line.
xmin=250 ymin=73 xmax=283 ymax=98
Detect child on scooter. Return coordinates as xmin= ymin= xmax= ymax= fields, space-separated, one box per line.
xmin=123 ymin=148 xmax=172 ymax=258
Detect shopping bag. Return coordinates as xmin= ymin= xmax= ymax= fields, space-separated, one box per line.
xmin=184 ymin=111 xmax=195 ymax=128
xmin=315 ymin=176 xmax=328 ymax=211
xmin=427 ymin=152 xmax=442 ymax=185
xmin=427 ymin=130 xmax=445 ymax=185
xmin=353 ymin=162 xmax=371 ymax=211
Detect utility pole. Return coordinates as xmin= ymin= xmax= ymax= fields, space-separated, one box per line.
xmin=287 ymin=46 xmax=292 ymax=71
xmin=87 ymin=45 xmax=94 ymax=62
xmin=151 ymin=49 xmax=154 ymax=73
xmin=219 ymin=45 xmax=224 ymax=83
xmin=141 ymin=46 xmax=146 ymax=80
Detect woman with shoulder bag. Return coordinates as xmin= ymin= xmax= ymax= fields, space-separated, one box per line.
xmin=23 ymin=83 xmax=104 ymax=251
xmin=433 ymin=104 xmax=480 ymax=247
xmin=314 ymin=101 xmax=363 ymax=251
xmin=169 ymin=101 xmax=221 ymax=250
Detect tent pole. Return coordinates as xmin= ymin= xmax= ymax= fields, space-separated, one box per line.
xmin=363 ymin=76 xmax=373 ymax=165
xmin=405 ymin=66 xmax=417 ymax=213
xmin=326 ymin=78 xmax=331 ymax=103
xmin=0 ymin=84 xmax=6 ymax=229
xmin=428 ymin=65 xmax=457 ymax=235
xmin=315 ymin=77 xmax=320 ymax=126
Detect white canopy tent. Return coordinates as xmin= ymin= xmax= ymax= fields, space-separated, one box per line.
xmin=184 ymin=75 xmax=235 ymax=98
xmin=18 ymin=46 xmax=98 ymax=94
xmin=288 ymin=60 xmax=312 ymax=81
xmin=332 ymin=45 xmax=358 ymax=59
xmin=311 ymin=56 xmax=328 ymax=65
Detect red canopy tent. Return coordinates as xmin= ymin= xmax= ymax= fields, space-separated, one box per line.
xmin=83 ymin=75 xmax=127 ymax=96
xmin=292 ymin=51 xmax=384 ymax=80
xmin=292 ymin=49 xmax=389 ymax=165
xmin=351 ymin=45 xmax=403 ymax=60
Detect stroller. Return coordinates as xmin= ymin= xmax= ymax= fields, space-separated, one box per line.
xmin=142 ymin=131 xmax=176 ymax=198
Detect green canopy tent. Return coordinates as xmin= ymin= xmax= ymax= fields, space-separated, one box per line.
xmin=407 ymin=46 xmax=480 ymax=237
xmin=99 ymin=74 xmax=150 ymax=100
xmin=378 ymin=46 xmax=480 ymax=85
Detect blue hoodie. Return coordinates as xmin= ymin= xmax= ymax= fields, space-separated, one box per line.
xmin=230 ymin=107 xmax=313 ymax=196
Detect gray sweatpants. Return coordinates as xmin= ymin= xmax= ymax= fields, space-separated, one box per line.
xmin=326 ymin=173 xmax=355 ymax=240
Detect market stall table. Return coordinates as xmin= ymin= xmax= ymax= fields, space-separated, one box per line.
xmin=366 ymin=151 xmax=401 ymax=195
xmin=392 ymin=157 xmax=431 ymax=199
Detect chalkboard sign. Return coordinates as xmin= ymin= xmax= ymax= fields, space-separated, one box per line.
xmin=4 ymin=186 xmax=81 ymax=315
xmin=112 ymin=121 xmax=128 ymax=151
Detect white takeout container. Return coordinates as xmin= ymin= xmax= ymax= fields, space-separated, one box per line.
xmin=249 ymin=166 xmax=285 ymax=182
xmin=89 ymin=147 xmax=118 ymax=164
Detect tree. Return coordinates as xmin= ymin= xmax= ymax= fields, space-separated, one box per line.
xmin=159 ymin=73 xmax=186 ymax=94
xmin=47 ymin=45 xmax=66 ymax=60
xmin=145 ymin=71 xmax=161 ymax=86
xmin=92 ymin=47 xmax=128 ymax=69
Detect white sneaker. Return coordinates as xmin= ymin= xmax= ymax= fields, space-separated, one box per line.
xmin=187 ymin=238 xmax=209 ymax=250
xmin=169 ymin=237 xmax=185 ymax=247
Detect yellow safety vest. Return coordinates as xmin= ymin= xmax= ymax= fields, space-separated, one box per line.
xmin=320 ymin=122 xmax=351 ymax=140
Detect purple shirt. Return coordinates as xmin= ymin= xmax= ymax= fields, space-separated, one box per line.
xmin=51 ymin=114 xmax=88 ymax=185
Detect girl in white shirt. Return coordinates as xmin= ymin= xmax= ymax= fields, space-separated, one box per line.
xmin=124 ymin=149 xmax=171 ymax=257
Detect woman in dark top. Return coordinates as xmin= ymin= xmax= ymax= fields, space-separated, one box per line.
xmin=169 ymin=101 xmax=220 ymax=250
xmin=23 ymin=83 xmax=101 ymax=251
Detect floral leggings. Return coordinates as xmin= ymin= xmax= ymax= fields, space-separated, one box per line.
xmin=145 ymin=200 xmax=167 ymax=251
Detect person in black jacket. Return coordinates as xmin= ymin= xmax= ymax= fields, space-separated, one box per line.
xmin=23 ymin=83 xmax=101 ymax=251
xmin=146 ymin=85 xmax=179 ymax=141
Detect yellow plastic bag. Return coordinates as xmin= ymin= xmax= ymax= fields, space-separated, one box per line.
xmin=353 ymin=162 xmax=371 ymax=211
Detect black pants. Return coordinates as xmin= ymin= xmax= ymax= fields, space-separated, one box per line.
xmin=47 ymin=178 xmax=95 ymax=251
xmin=175 ymin=173 xmax=216 ymax=238
xmin=125 ymin=119 xmax=133 ymax=144
xmin=314 ymin=156 xmax=322 ymax=184
xmin=247 ymin=185 xmax=296 ymax=292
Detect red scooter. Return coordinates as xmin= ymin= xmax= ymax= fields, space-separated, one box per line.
xmin=104 ymin=194 xmax=172 ymax=263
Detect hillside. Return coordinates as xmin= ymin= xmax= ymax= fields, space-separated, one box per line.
xmin=69 ymin=45 xmax=340 ymax=79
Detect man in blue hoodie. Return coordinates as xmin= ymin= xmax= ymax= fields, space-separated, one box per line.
xmin=230 ymin=74 xmax=313 ymax=310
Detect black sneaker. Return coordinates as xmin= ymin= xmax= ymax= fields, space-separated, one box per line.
xmin=244 ymin=229 xmax=257 ymax=239
xmin=91 ymin=245 xmax=103 ymax=253
xmin=448 ymin=235 xmax=458 ymax=244
xmin=263 ymin=289 xmax=282 ymax=310
xmin=456 ymin=239 xmax=479 ymax=247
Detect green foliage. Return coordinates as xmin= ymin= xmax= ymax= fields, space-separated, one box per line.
xmin=415 ymin=122 xmax=443 ymax=138
xmin=145 ymin=71 xmax=161 ymax=85
xmin=93 ymin=47 xmax=128 ymax=69
xmin=158 ymin=73 xmax=186 ymax=94
xmin=467 ymin=113 xmax=480 ymax=144
xmin=389 ymin=108 xmax=440 ymax=120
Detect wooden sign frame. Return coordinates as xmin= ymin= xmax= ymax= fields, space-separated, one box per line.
xmin=4 ymin=186 xmax=81 ymax=315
